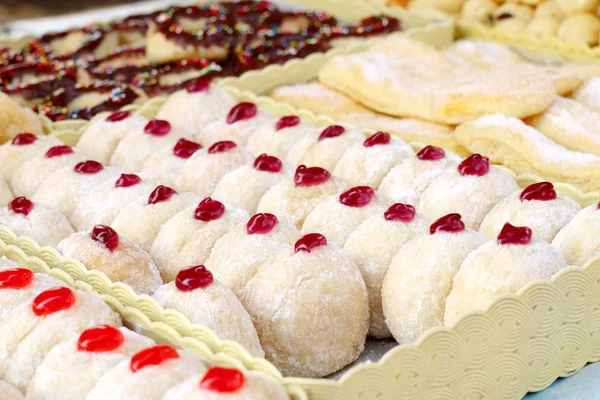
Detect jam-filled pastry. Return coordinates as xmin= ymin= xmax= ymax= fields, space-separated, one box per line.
xmin=0 ymin=93 xmax=44 ymax=143
xmin=481 ymin=182 xmax=580 ymax=242
xmin=240 ymin=233 xmax=368 ymax=377
xmin=379 ymin=145 xmax=461 ymax=205
xmin=302 ymin=186 xmax=389 ymax=246
xmin=0 ymin=287 xmax=121 ymax=390
xmin=445 ymin=223 xmax=567 ymax=324
xmin=246 ymin=115 xmax=319 ymax=160
xmin=558 ymin=14 xmax=600 ymax=46
xmin=419 ymin=154 xmax=519 ymax=229
xmin=460 ymin=0 xmax=498 ymax=26
xmin=153 ymin=265 xmax=263 ymax=357
xmin=552 ymin=203 xmax=600 ymax=266
xmin=0 ymin=381 xmax=23 ymax=400
xmin=142 ymin=138 xmax=203 ymax=186
xmin=454 ymin=115 xmax=600 ymax=192
xmin=206 ymin=213 xmax=300 ymax=296
xmin=344 ymin=204 xmax=429 ymax=338
xmin=150 ymin=198 xmax=248 ymax=282
xmin=32 ymin=160 xmax=121 ymax=217
xmin=571 ymin=77 xmax=600 ymax=113
xmin=70 ymin=173 xmax=154 ymax=232
xmin=0 ymin=197 xmax=74 ymax=247
xmin=58 ymin=225 xmax=163 ymax=294
xmin=26 ymin=325 xmax=154 ymax=400
xmin=0 ymin=134 xmax=61 ymax=181
xmin=257 ymin=165 xmax=348 ymax=229
xmin=211 ymin=154 xmax=289 ymax=214
xmin=0 ymin=179 xmax=13 ymax=208
xmin=333 ymin=132 xmax=413 ymax=189
xmin=490 ymin=3 xmax=533 ymax=32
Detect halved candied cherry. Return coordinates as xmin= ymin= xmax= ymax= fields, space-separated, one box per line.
xmin=115 ymin=173 xmax=141 ymax=188
xmin=185 ymin=78 xmax=210 ymax=93
xmin=12 ymin=133 xmax=37 ymax=145
xmin=275 ymin=115 xmax=300 ymax=131
xmin=91 ymin=224 xmax=120 ymax=252
xmin=208 ymin=141 xmax=237 ymax=154
xmin=175 ymin=265 xmax=214 ymax=291
xmin=319 ymin=125 xmax=345 ymax=141
xmin=247 ymin=213 xmax=278 ymax=235
xmin=497 ymin=222 xmax=532 ymax=245
xmin=74 ymin=160 xmax=103 ymax=174
xmin=106 ymin=110 xmax=131 ymax=122
xmin=144 ymin=120 xmax=171 ymax=136
xmin=295 ymin=233 xmax=327 ymax=253
xmin=430 ymin=213 xmax=465 ymax=234
xmin=32 ymin=286 xmax=76 ymax=316
xmin=194 ymin=198 xmax=225 ymax=221
xmin=9 ymin=197 xmax=34 ymax=216
xmin=0 ymin=268 xmax=34 ymax=289
xmin=520 ymin=182 xmax=557 ymax=202
xmin=77 ymin=325 xmax=124 ymax=353
xmin=384 ymin=203 xmax=416 ymax=223
xmin=294 ymin=165 xmax=330 ymax=187
xmin=363 ymin=132 xmax=390 ymax=147
xmin=458 ymin=154 xmax=489 ymax=177
xmin=173 ymin=138 xmax=202 ymax=159
xmin=253 ymin=154 xmax=282 ymax=173
xmin=130 ymin=345 xmax=180 ymax=373
xmin=148 ymin=185 xmax=177 ymax=205
xmin=227 ymin=102 xmax=257 ymax=124
xmin=45 ymin=145 xmax=73 ymax=158
xmin=200 ymin=367 xmax=245 ymax=393
xmin=339 ymin=186 xmax=374 ymax=207
xmin=417 ymin=145 xmax=445 ymax=161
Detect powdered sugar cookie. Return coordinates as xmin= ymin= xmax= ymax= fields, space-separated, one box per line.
xmin=558 ymin=14 xmax=600 ymax=46
xmin=199 ymin=103 xmax=274 ymax=146
xmin=553 ymin=203 xmax=600 ymax=265
xmin=0 ymin=269 xmax=63 ymax=321
xmin=527 ymin=16 xmax=561 ymax=37
xmin=535 ymin=1 xmax=566 ymax=20
xmin=0 ymin=381 xmax=23 ymax=400
xmin=246 ymin=115 xmax=319 ymax=160
xmin=0 ymin=257 xmax=20 ymax=271
xmin=0 ymin=133 xmax=61 ymax=181
xmin=0 ymin=179 xmax=12 ymax=207
xmin=294 ymin=124 xmax=364 ymax=171
xmin=0 ymin=92 xmax=43 ymax=144
xmin=571 ymin=78 xmax=600 ymax=112
xmin=142 ymin=138 xmax=203 ymax=186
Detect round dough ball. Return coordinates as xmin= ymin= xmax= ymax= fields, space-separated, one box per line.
xmin=492 ymin=3 xmax=534 ymax=32
xmin=0 ymin=179 xmax=13 ymax=210
xmin=558 ymin=14 xmax=600 ymax=46
xmin=0 ymin=380 xmax=24 ymax=400
xmin=461 ymin=0 xmax=498 ymax=25
xmin=141 ymin=138 xmax=203 ymax=186
xmin=294 ymin=125 xmax=364 ymax=171
xmin=0 ymin=271 xmax=63 ymax=321
xmin=552 ymin=204 xmax=600 ymax=265
xmin=246 ymin=116 xmax=320 ymax=160
xmin=0 ymin=92 xmax=44 ymax=144
xmin=198 ymin=103 xmax=274 ymax=146
xmin=527 ymin=16 xmax=561 ymax=37
xmin=556 ymin=0 xmax=599 ymax=15
xmin=344 ymin=204 xmax=429 ymax=338
xmin=408 ymin=0 xmax=465 ymax=14
xmin=535 ymin=1 xmax=567 ymax=20
xmin=0 ymin=134 xmax=61 ymax=181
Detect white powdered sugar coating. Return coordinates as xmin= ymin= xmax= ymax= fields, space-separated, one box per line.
xmin=572 ymin=77 xmax=600 ymax=113
xmin=198 ymin=112 xmax=275 ymax=147
xmin=296 ymin=127 xmax=364 ymax=171
xmin=246 ymin=120 xmax=320 ymax=160
xmin=0 ymin=381 xmax=23 ymax=400
xmin=443 ymin=40 xmax=524 ymax=67
xmin=553 ymin=205 xmax=600 ymax=266
xmin=0 ymin=257 xmax=21 ymax=271
xmin=0 ymin=136 xmax=62 ymax=180
xmin=0 ymin=179 xmax=12 ymax=207
xmin=0 ymin=273 xmax=63 ymax=321
xmin=141 ymin=140 xmax=195 ymax=186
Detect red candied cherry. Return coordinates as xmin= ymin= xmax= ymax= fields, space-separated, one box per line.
xmin=458 ymin=154 xmax=489 ymax=177
xmin=430 ymin=213 xmax=465 ymax=234
xmin=520 ymin=182 xmax=557 ymax=202
xmin=74 ymin=160 xmax=103 ymax=174
xmin=275 ymin=115 xmax=300 ymax=131
xmin=200 ymin=367 xmax=245 ymax=393
xmin=253 ymin=154 xmax=282 ymax=173
xmin=384 ymin=203 xmax=416 ymax=223
xmin=247 ymin=213 xmax=278 ymax=235
xmin=106 ymin=110 xmax=130 ymax=122
xmin=0 ymin=268 xmax=34 ymax=289
xmin=91 ymin=224 xmax=120 ymax=252
xmin=497 ymin=222 xmax=532 ymax=245
xmin=339 ymin=186 xmax=374 ymax=208
xmin=144 ymin=120 xmax=171 ymax=136
xmin=363 ymin=132 xmax=391 ymax=147
xmin=208 ymin=141 xmax=237 ymax=154
xmin=185 ymin=78 xmax=210 ymax=93
xmin=12 ymin=133 xmax=37 ymax=145
xmin=148 ymin=185 xmax=177 ymax=205
xmin=173 ymin=138 xmax=202 ymax=159
xmin=115 ymin=173 xmax=141 ymax=188
xmin=194 ymin=198 xmax=225 ymax=221
xmin=9 ymin=197 xmax=34 ymax=216
xmin=295 ymin=233 xmax=327 ymax=253
xmin=77 ymin=325 xmax=124 ymax=353
xmin=227 ymin=102 xmax=257 ymax=124
xmin=175 ymin=265 xmax=214 ymax=291
xmin=45 ymin=145 xmax=73 ymax=158
xmin=417 ymin=145 xmax=445 ymax=161
xmin=130 ymin=345 xmax=180 ymax=373
xmin=294 ymin=165 xmax=331 ymax=187
xmin=319 ymin=125 xmax=345 ymax=141
xmin=32 ymin=286 xmax=76 ymax=316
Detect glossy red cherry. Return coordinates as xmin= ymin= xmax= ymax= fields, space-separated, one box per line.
xmin=458 ymin=154 xmax=490 ymax=177
xmin=115 ymin=173 xmax=141 ymax=188
xmin=173 ymin=138 xmax=202 ymax=159
xmin=91 ymin=224 xmax=120 ymax=252
xmin=106 ymin=110 xmax=130 ymax=122
xmin=45 ymin=145 xmax=73 ymax=158
xmin=74 ymin=160 xmax=103 ymax=174
xmin=208 ymin=141 xmax=237 ymax=154
xmin=77 ymin=325 xmax=124 ymax=353
xmin=12 ymin=133 xmax=37 ymax=145
xmin=9 ymin=197 xmax=34 ymax=216
xmin=497 ymin=222 xmax=532 ymax=245
xmin=185 ymin=78 xmax=210 ymax=93
xmin=295 ymin=233 xmax=327 ymax=253
xmin=430 ymin=213 xmax=465 ymax=234
xmin=144 ymin=120 xmax=171 ymax=136
xmin=384 ymin=203 xmax=416 ymax=223
xmin=227 ymin=102 xmax=257 ymax=124
xmin=32 ymin=286 xmax=76 ymax=316
xmin=294 ymin=165 xmax=331 ymax=187
xmin=520 ymin=182 xmax=557 ymax=202
xmin=0 ymin=268 xmax=34 ymax=289
xmin=130 ymin=345 xmax=180 ymax=373
xmin=200 ymin=367 xmax=245 ymax=393
xmin=247 ymin=213 xmax=278 ymax=235
xmin=194 ymin=198 xmax=225 ymax=221
xmin=148 ymin=185 xmax=177 ymax=205
xmin=175 ymin=265 xmax=214 ymax=291
xmin=363 ymin=132 xmax=391 ymax=147
xmin=275 ymin=115 xmax=300 ymax=131
xmin=319 ymin=125 xmax=345 ymax=141
xmin=339 ymin=186 xmax=374 ymax=208
xmin=253 ymin=154 xmax=282 ymax=173
xmin=417 ymin=145 xmax=445 ymax=161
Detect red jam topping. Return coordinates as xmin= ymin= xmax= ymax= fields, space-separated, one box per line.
xmin=77 ymin=325 xmax=124 ymax=353
xmin=200 ymin=367 xmax=245 ymax=393
xmin=32 ymin=286 xmax=76 ymax=316
xmin=294 ymin=165 xmax=331 ymax=187
xmin=253 ymin=154 xmax=282 ymax=173
xmin=106 ymin=110 xmax=130 ymax=122
xmin=417 ymin=145 xmax=445 ymax=161
xmin=12 ymin=133 xmax=37 ymax=146
xmin=91 ymin=224 xmax=120 ymax=252
xmin=227 ymin=102 xmax=257 ymax=124
xmin=497 ymin=222 xmax=532 ymax=245
xmin=130 ymin=345 xmax=180 ymax=373
xmin=520 ymin=182 xmax=557 ymax=202
xmin=430 ymin=213 xmax=465 ymax=234
xmin=275 ymin=115 xmax=300 ymax=131
xmin=0 ymin=268 xmax=34 ymax=289
xmin=458 ymin=154 xmax=490 ymax=177
xmin=247 ymin=213 xmax=278 ymax=235
xmin=339 ymin=186 xmax=374 ymax=208
xmin=144 ymin=120 xmax=171 ymax=136
xmin=74 ymin=160 xmax=103 ymax=174
xmin=185 ymin=78 xmax=210 ymax=93
xmin=173 ymin=138 xmax=202 ymax=159
xmin=363 ymin=132 xmax=390 ymax=147
xmin=45 ymin=145 xmax=73 ymax=158
xmin=384 ymin=203 xmax=416 ymax=223
xmin=9 ymin=197 xmax=34 ymax=216
xmin=208 ymin=141 xmax=237 ymax=154
xmin=194 ymin=198 xmax=225 ymax=221
xmin=319 ymin=125 xmax=345 ymax=141
xmin=115 ymin=173 xmax=141 ymax=188
xmin=148 ymin=185 xmax=177 ymax=205
xmin=295 ymin=233 xmax=327 ymax=253
xmin=175 ymin=265 xmax=214 ymax=291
